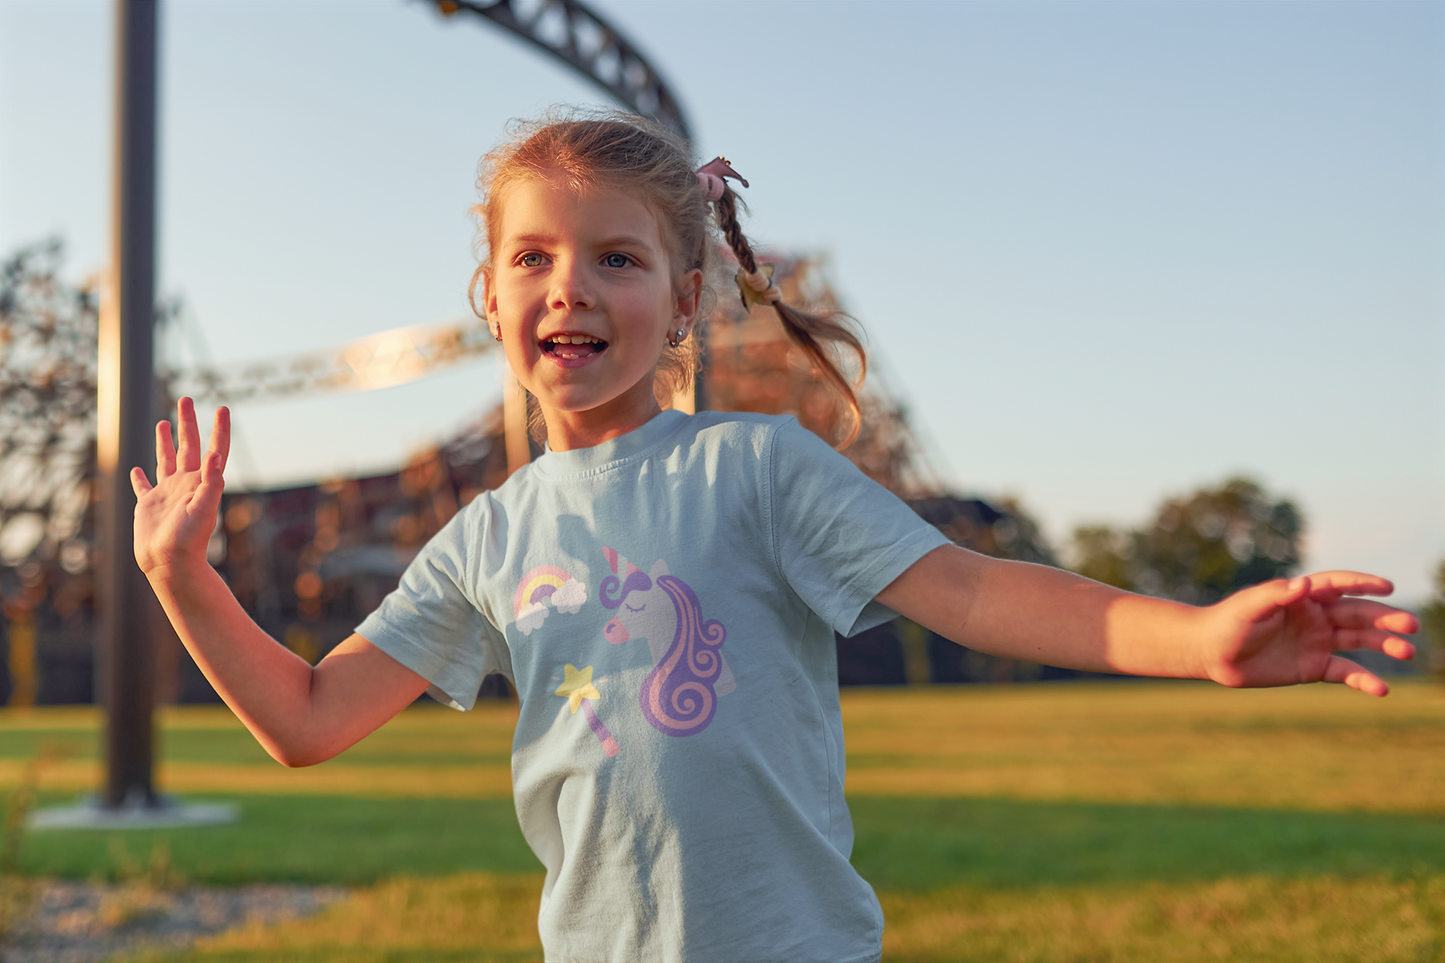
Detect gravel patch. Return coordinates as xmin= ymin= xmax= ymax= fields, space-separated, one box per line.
xmin=0 ymin=879 xmax=344 ymax=962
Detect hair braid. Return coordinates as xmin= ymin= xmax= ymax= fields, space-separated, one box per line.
xmin=711 ymin=186 xmax=867 ymax=448
xmin=715 ymin=191 xmax=758 ymax=274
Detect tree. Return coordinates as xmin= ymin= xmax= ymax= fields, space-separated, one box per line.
xmin=1421 ymin=559 xmax=1445 ymax=682
xmin=1070 ymin=477 xmax=1303 ymax=605
xmin=0 ymin=241 xmax=101 ymax=705
xmin=1070 ymin=525 xmax=1135 ymax=591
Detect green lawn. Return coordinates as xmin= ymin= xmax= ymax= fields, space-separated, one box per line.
xmin=0 ymin=681 xmax=1440 ymax=961
xmin=20 ymin=795 xmax=539 ymax=885
xmin=850 ymin=796 xmax=1445 ymax=893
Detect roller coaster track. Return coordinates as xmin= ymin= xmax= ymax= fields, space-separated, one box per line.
xmin=3 ymin=0 xmax=689 ymax=560
xmin=172 ymin=0 xmax=690 ymax=403
xmin=164 ymin=317 xmax=497 ymax=405
xmin=428 ymin=0 xmax=691 ymax=141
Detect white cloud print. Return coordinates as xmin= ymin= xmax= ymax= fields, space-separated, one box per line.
xmin=515 ymin=601 xmax=549 ymax=636
xmin=551 ymin=578 xmax=587 ymax=614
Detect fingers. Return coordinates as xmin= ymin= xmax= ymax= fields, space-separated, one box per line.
xmin=1224 ymin=576 xmax=1311 ymax=624
xmin=155 ymin=419 xmax=177 ymax=481
xmin=1225 ymin=573 xmax=1408 ymax=631
xmin=1331 ymin=627 xmax=1417 ymax=661
xmin=195 ymin=449 xmax=228 ymax=518
xmin=1299 ymin=570 xmax=1395 ymax=600
xmin=1382 ymin=636 xmax=1416 ymax=661
xmin=207 ymin=406 xmax=231 ymax=475
xmin=1324 ymin=598 xmax=1420 ymax=635
xmin=160 ymin=398 xmax=228 ymax=481
xmin=129 ymin=466 xmax=153 ymax=498
xmin=1321 ymin=654 xmax=1389 ymax=697
xmin=176 ymin=396 xmax=203 ymax=473
xmin=1318 ymin=597 xmax=1417 ymax=663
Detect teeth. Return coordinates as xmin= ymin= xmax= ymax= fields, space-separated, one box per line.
xmin=549 ymin=335 xmax=602 ymax=344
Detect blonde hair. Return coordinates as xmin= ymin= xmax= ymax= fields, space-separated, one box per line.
xmin=469 ymin=108 xmax=866 ymax=446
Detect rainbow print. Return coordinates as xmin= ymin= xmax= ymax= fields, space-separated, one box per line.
xmin=513 ymin=565 xmax=588 ymax=635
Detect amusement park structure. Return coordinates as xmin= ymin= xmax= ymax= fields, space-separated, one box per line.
xmin=35 ymin=0 xmax=703 ymax=813
xmin=427 ymin=0 xmax=691 ymax=141
xmin=0 ymin=243 xmax=1057 ymax=708
xmin=0 ymin=0 xmax=1061 ymax=816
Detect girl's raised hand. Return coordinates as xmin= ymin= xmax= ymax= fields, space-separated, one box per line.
xmin=130 ymin=398 xmax=230 ymax=578
xmin=1199 ymin=572 xmax=1418 ymax=697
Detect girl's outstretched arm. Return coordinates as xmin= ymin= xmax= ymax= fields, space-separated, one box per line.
xmin=131 ymin=398 xmax=429 ymax=766
xmin=875 ymin=546 xmax=1418 ymax=696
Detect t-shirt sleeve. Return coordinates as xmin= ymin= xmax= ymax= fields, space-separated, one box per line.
xmin=354 ymin=497 xmax=511 ymax=711
xmin=767 ymin=419 xmax=951 ymax=637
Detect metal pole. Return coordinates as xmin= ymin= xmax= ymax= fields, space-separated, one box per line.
xmin=96 ymin=0 xmax=158 ymax=809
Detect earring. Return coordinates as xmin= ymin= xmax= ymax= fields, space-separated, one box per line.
xmin=492 ymin=327 xmax=502 ymax=342
xmin=667 ymin=327 xmax=686 ymax=348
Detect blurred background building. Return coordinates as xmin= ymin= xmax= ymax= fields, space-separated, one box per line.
xmin=0 ymin=241 xmax=1069 ymax=705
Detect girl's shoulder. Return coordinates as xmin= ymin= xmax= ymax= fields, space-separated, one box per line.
xmin=675 ymin=414 xmax=867 ymax=505
xmin=683 ymin=411 xmax=851 ymax=465
xmin=684 ymin=410 xmax=793 ymax=441
xmin=682 ymin=410 xmax=820 ymax=453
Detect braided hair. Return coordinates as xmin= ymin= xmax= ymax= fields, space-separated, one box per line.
xmin=710 ymin=186 xmax=866 ymax=447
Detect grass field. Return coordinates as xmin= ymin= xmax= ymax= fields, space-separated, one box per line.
xmin=1 ymin=680 xmax=1441 ymax=961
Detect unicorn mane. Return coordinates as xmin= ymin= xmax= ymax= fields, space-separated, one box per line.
xmin=639 ymin=575 xmax=727 ymax=737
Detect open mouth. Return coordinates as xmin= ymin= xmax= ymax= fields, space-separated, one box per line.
xmin=542 ymin=334 xmax=608 ymax=360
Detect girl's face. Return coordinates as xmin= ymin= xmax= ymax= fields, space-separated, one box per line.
xmin=485 ymin=175 xmax=701 ymax=451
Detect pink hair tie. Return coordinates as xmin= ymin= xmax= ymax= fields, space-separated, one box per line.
xmin=697 ymin=172 xmax=726 ymax=202
xmin=696 ymin=156 xmax=748 ymax=202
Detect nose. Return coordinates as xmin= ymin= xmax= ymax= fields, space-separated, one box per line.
xmin=550 ymin=257 xmax=594 ymax=311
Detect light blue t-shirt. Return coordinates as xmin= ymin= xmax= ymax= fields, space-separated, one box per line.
xmin=358 ymin=410 xmax=950 ymax=963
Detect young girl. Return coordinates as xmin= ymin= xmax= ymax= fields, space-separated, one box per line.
xmin=131 ymin=111 xmax=1417 ymax=963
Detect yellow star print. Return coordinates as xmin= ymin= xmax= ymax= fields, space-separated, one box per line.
xmin=555 ymin=664 xmax=601 ymax=714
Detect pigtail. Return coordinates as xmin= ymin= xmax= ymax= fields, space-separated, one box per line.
xmin=708 ymin=175 xmax=867 ymax=449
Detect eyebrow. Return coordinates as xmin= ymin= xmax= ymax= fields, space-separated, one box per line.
xmin=595 ymin=235 xmax=654 ymax=250
xmin=504 ymin=233 xmax=655 ymax=250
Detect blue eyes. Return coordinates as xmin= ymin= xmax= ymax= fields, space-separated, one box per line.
xmin=515 ymin=253 xmax=634 ymax=269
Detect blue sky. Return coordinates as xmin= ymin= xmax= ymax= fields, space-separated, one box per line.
xmin=1 ymin=0 xmax=1440 ymax=602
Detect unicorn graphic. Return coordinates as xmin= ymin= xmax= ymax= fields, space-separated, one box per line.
xmin=598 ymin=548 xmax=735 ymax=737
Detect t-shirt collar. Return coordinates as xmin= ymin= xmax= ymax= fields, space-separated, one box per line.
xmin=532 ymin=409 xmax=688 ymax=478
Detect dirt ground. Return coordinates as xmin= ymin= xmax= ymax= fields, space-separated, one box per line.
xmin=0 ymin=879 xmax=341 ymax=962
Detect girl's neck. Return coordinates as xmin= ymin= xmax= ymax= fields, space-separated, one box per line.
xmin=543 ymin=394 xmax=666 ymax=451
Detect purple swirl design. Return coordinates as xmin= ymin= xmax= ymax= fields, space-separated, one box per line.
xmin=640 ymin=575 xmax=727 ymax=737
xmin=600 ymin=570 xmax=653 ymax=609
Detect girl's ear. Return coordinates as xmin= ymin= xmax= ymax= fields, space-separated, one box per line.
xmin=673 ymin=267 xmax=703 ymax=332
xmin=482 ymin=269 xmax=500 ymax=322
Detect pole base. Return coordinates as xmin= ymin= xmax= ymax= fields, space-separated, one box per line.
xmin=28 ymin=794 xmax=238 ymax=831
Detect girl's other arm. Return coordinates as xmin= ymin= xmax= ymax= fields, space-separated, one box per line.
xmin=132 ymin=399 xmax=429 ymax=767
xmin=875 ymin=545 xmax=1418 ymax=696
